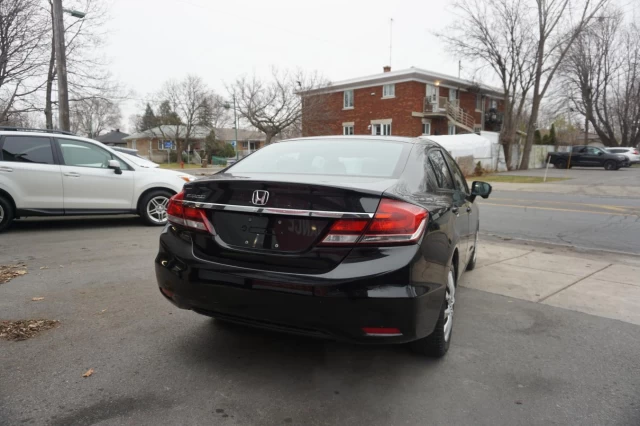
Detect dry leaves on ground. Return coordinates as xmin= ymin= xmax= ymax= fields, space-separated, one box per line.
xmin=0 ymin=319 xmax=60 ymax=341
xmin=31 ymin=297 xmax=45 ymax=301
xmin=0 ymin=264 xmax=28 ymax=284
xmin=82 ymin=368 xmax=94 ymax=378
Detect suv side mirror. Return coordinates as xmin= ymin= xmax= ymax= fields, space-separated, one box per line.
xmin=108 ymin=159 xmax=123 ymax=175
xmin=471 ymin=181 xmax=492 ymax=200
xmin=597 ymin=151 xmax=603 ymax=155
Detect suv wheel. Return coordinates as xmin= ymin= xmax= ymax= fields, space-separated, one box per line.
xmin=140 ymin=190 xmax=173 ymax=226
xmin=604 ymin=160 xmax=617 ymax=171
xmin=0 ymin=196 xmax=15 ymax=233
xmin=554 ymin=159 xmax=567 ymax=169
xmin=410 ymin=264 xmax=456 ymax=358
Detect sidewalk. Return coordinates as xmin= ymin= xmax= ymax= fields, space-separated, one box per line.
xmin=478 ymin=181 xmax=640 ymax=197
xmin=462 ymin=240 xmax=640 ymax=326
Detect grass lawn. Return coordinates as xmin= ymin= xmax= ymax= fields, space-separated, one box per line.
xmin=158 ymin=163 xmax=204 ymax=169
xmin=477 ymin=175 xmax=571 ymax=184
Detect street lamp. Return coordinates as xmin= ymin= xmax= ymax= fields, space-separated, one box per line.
xmin=223 ymin=95 xmax=239 ymax=160
xmin=52 ymin=0 xmax=86 ymax=131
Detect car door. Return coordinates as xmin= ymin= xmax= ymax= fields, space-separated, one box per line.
xmin=55 ymin=138 xmax=135 ymax=212
xmin=443 ymin=151 xmax=475 ymax=264
xmin=427 ymin=149 xmax=468 ymax=267
xmin=0 ymin=135 xmax=64 ymax=212
xmin=577 ymin=147 xmax=602 ymax=166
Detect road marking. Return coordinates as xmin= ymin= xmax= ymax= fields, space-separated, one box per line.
xmin=480 ymin=202 xmax=637 ymax=217
xmin=489 ymin=197 xmax=636 ymax=212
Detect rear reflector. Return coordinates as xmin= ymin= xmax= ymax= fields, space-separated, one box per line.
xmin=362 ymin=327 xmax=403 ymax=336
xmin=320 ymin=198 xmax=428 ymax=245
xmin=167 ymin=191 xmax=215 ymax=234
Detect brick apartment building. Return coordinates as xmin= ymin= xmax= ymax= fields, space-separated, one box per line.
xmin=301 ymin=66 xmax=505 ymax=138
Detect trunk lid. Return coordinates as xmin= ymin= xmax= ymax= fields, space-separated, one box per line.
xmin=184 ymin=173 xmax=393 ymax=273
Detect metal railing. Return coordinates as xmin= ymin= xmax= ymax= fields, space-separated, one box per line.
xmin=423 ymin=97 xmax=475 ymax=131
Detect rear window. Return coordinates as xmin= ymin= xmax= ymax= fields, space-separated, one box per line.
xmin=228 ymin=139 xmax=410 ymax=178
xmin=1 ymin=136 xmax=54 ymax=165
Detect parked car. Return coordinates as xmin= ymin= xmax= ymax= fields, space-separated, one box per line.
xmin=0 ymin=128 xmax=196 ymax=232
xmin=155 ymin=136 xmax=492 ymax=357
xmin=605 ymin=147 xmax=640 ymax=166
xmin=547 ymin=145 xmax=628 ymax=170
xmin=110 ymin=146 xmax=142 ymax=158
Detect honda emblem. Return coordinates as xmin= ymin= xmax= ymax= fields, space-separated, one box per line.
xmin=251 ymin=190 xmax=269 ymax=206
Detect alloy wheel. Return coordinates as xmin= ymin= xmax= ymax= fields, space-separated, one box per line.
xmin=443 ymin=269 xmax=455 ymax=342
xmin=147 ymin=196 xmax=170 ymax=224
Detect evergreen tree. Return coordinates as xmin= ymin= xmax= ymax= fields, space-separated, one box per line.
xmin=138 ymin=103 xmax=157 ymax=131
xmin=534 ymin=129 xmax=543 ymax=145
xmin=548 ymin=123 xmax=557 ymax=146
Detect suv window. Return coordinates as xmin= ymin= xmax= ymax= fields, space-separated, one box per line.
xmin=1 ymin=136 xmax=55 ymax=165
xmin=443 ymin=152 xmax=469 ymax=193
xmin=58 ymin=139 xmax=129 ymax=170
xmin=428 ymin=150 xmax=455 ymax=190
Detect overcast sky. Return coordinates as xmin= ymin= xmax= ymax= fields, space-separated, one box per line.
xmin=103 ymin=0 xmax=471 ymax=131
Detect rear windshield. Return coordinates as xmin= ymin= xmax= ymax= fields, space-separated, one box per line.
xmin=228 ymin=139 xmax=409 ymax=178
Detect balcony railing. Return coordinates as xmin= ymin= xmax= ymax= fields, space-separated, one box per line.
xmin=423 ymin=97 xmax=475 ymax=131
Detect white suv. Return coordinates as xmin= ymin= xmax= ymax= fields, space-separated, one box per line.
xmin=0 ymin=128 xmax=196 ymax=232
xmin=605 ymin=147 xmax=640 ymax=166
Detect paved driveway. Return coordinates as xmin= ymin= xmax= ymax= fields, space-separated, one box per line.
xmin=1 ymin=218 xmax=639 ymax=425
xmin=500 ymin=165 xmax=640 ymax=186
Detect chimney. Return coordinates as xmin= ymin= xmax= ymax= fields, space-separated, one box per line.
xmin=383 ymin=65 xmax=391 ymax=73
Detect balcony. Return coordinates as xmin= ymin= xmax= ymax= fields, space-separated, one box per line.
xmin=423 ymin=97 xmax=475 ymax=133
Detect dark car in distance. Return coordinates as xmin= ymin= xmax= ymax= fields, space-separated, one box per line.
xmin=547 ymin=145 xmax=628 ymax=170
xmin=155 ymin=136 xmax=492 ymax=357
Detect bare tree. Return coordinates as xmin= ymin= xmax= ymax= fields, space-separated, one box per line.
xmin=228 ymin=68 xmax=329 ymax=144
xmin=562 ymin=12 xmax=640 ymax=147
xmin=70 ymin=98 xmax=121 ymax=137
xmin=440 ymin=0 xmax=537 ymax=169
xmin=152 ymin=75 xmax=212 ymax=155
xmin=518 ymin=0 xmax=610 ymax=169
xmin=0 ymin=0 xmax=49 ymax=124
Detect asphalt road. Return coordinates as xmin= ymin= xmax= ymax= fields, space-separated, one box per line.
xmin=478 ymin=191 xmax=640 ymax=254
xmin=1 ymin=219 xmax=639 ymax=426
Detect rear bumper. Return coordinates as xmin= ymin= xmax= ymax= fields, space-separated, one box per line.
xmin=155 ymin=227 xmax=446 ymax=344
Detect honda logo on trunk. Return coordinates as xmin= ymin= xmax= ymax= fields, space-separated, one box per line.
xmin=252 ymin=190 xmax=269 ymax=206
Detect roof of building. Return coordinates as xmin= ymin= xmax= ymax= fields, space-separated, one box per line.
xmin=123 ymin=125 xmax=265 ymax=141
xmin=301 ymin=67 xmax=504 ymax=97
xmin=94 ymin=129 xmax=129 ymax=144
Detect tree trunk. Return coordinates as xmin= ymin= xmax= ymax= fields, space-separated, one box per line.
xmin=265 ymin=133 xmax=276 ymax=145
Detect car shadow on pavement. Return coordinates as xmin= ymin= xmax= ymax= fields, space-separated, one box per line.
xmin=9 ymin=216 xmax=144 ymax=233
xmin=169 ymin=317 xmax=443 ymax=397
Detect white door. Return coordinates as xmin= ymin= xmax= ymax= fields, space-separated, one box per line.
xmin=426 ymin=84 xmax=439 ymax=107
xmin=449 ymin=88 xmax=458 ymax=105
xmin=56 ymin=138 xmax=135 ymax=211
xmin=0 ymin=135 xmax=63 ymax=211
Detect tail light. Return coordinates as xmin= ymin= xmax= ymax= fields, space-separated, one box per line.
xmin=633 ymin=150 xmax=639 ymax=155
xmin=166 ymin=191 xmax=215 ymax=234
xmin=321 ymin=199 xmax=428 ymax=246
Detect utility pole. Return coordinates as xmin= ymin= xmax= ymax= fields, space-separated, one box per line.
xmin=52 ymin=0 xmax=70 ymax=131
xmin=233 ymin=95 xmax=238 ymax=160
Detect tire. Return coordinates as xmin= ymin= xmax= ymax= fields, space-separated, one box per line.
xmin=604 ymin=160 xmax=617 ymax=171
xmin=554 ymin=159 xmax=567 ymax=169
xmin=139 ymin=190 xmax=173 ymax=226
xmin=0 ymin=195 xmax=15 ymax=233
xmin=466 ymin=230 xmax=478 ymax=271
xmin=410 ymin=264 xmax=456 ymax=358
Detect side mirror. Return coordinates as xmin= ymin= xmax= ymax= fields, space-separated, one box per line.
xmin=108 ymin=159 xmax=123 ymax=175
xmin=597 ymin=151 xmax=603 ymax=155
xmin=471 ymin=181 xmax=492 ymax=200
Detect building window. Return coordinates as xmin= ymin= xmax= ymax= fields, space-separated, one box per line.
xmin=448 ymin=124 xmax=456 ymax=135
xmin=422 ymin=121 xmax=431 ymax=135
xmin=382 ymin=84 xmax=395 ymax=98
xmin=157 ymin=140 xmax=176 ymax=150
xmin=449 ymin=88 xmax=458 ymax=103
xmin=476 ymin=95 xmax=483 ymax=111
xmin=343 ymin=125 xmax=354 ymax=135
xmin=490 ymin=99 xmax=498 ymax=110
xmin=343 ymin=90 xmax=354 ymax=109
xmin=372 ymin=123 xmax=391 ymax=136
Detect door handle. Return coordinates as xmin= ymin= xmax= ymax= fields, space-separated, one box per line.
xmin=466 ymin=206 xmax=472 ymax=213
xmin=64 ymin=172 xmax=80 ymax=177
xmin=451 ymin=207 xmax=459 ymax=216
xmin=0 ymin=166 xmax=13 ymax=172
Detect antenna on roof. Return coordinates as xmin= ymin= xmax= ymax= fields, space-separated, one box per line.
xmin=389 ymin=18 xmax=393 ymax=68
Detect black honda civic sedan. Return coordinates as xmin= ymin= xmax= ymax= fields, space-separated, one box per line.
xmin=155 ymin=136 xmax=491 ymax=357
